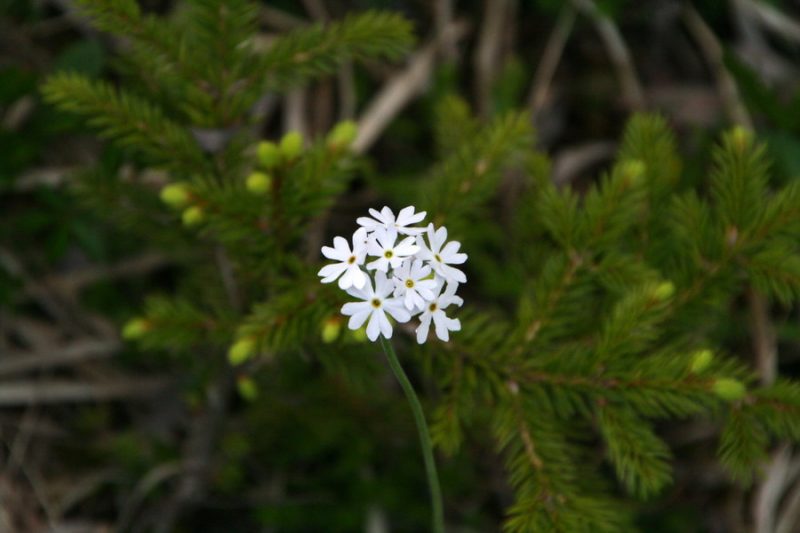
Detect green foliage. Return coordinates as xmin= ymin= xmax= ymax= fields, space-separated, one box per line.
xmin=420 ymin=108 xmax=800 ymax=530
xmin=37 ymin=0 xmax=800 ymax=529
xmin=259 ymin=10 xmax=414 ymax=91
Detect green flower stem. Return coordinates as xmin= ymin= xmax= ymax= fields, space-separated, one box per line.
xmin=379 ymin=336 xmax=445 ymax=533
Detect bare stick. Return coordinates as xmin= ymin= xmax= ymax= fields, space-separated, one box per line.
xmin=573 ymin=0 xmax=646 ymax=110
xmin=0 ymin=379 xmax=168 ymax=405
xmin=353 ymin=21 xmax=470 ymax=154
xmin=473 ymin=0 xmax=513 ymax=117
xmin=528 ymin=5 xmax=577 ymax=113
xmin=683 ymin=5 xmax=753 ymax=129
xmin=0 ymin=340 xmax=120 ymax=377
xmin=433 ymin=0 xmax=458 ymax=62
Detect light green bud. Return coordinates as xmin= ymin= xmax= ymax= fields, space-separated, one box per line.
xmin=712 ymin=378 xmax=747 ymax=401
xmin=327 ymin=120 xmax=358 ymax=150
xmin=122 ymin=318 xmax=149 ymax=340
xmin=279 ymin=131 xmax=303 ymax=160
xmin=731 ymin=126 xmax=752 ymax=152
xmin=689 ymin=349 xmax=713 ymax=374
xmin=228 ymin=337 xmax=256 ymax=366
xmin=236 ymin=376 xmax=258 ymax=401
xmin=257 ymin=141 xmax=281 ymax=169
xmin=652 ymin=281 xmax=675 ymax=301
xmin=160 ymin=182 xmax=191 ymax=209
xmin=321 ymin=317 xmax=342 ymax=344
xmin=181 ymin=206 xmax=204 ymax=227
xmin=246 ymin=172 xmax=272 ymax=194
xmin=621 ymin=159 xmax=646 ymax=186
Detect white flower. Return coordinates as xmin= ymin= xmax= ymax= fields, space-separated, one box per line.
xmin=357 ymin=206 xmax=427 ymax=235
xmin=416 ymin=280 xmax=463 ymax=344
xmin=417 ymin=224 xmax=468 ymax=284
xmin=318 ymin=228 xmax=368 ymax=289
xmin=392 ymin=259 xmax=438 ymax=311
xmin=366 ymin=227 xmax=419 ymax=273
xmin=341 ymin=272 xmax=411 ymax=341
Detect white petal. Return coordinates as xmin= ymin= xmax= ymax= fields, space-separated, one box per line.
xmin=338 ymin=268 xmax=355 ymax=289
xmin=357 ymin=216 xmax=382 ymax=229
xmin=348 ymin=309 xmax=372 ymax=330
xmin=396 ymin=206 xmax=426 ymax=226
xmin=384 ymin=299 xmax=411 ymax=322
xmin=367 ymin=237 xmax=384 ymax=256
xmin=441 ymin=264 xmax=467 ymax=284
xmin=318 ymin=262 xmax=347 ymax=279
xmin=374 ymin=271 xmax=393 ymax=298
xmin=349 ymin=266 xmax=367 ymax=289
xmin=432 ymin=310 xmax=450 ymax=342
xmin=378 ymin=227 xmax=398 ymax=248
xmin=352 ymin=228 xmax=369 ymax=251
xmin=380 ymin=206 xmax=395 ymax=224
xmin=378 ymin=310 xmax=393 ymax=338
xmin=322 ymin=244 xmax=349 ymax=261
xmin=433 ymin=226 xmax=448 ymax=249
xmin=366 ymin=312 xmax=381 ymax=341
xmin=367 ymin=258 xmax=389 ymax=272
xmin=368 ymin=207 xmax=386 ymax=223
xmin=346 ymin=282 xmax=372 ymax=300
xmin=342 ymin=301 xmax=370 ymax=316
xmin=394 ymin=238 xmax=419 ymax=257
xmin=441 ymin=241 xmax=467 ymax=264
xmin=416 ymin=313 xmax=431 ymax=344
xmin=404 ymin=290 xmax=416 ymax=310
xmin=411 ymin=260 xmax=430 ymax=279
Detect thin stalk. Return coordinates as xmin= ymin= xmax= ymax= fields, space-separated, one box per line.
xmin=379 ymin=336 xmax=445 ymax=533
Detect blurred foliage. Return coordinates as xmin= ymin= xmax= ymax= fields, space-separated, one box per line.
xmin=3 ymin=1 xmax=800 ymax=532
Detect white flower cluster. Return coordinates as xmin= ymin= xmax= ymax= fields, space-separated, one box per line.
xmin=318 ymin=206 xmax=467 ymax=343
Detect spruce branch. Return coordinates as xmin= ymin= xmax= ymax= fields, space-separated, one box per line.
xmin=41 ymin=73 xmax=207 ymax=173
xmin=256 ymin=11 xmax=415 ymax=92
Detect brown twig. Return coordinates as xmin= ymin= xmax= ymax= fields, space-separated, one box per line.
xmin=682 ymin=5 xmax=753 ymax=129
xmin=353 ymin=20 xmax=470 ymax=154
xmin=527 ymin=5 xmax=576 ymax=114
xmin=0 ymin=379 xmax=168 ymax=405
xmin=433 ymin=0 xmax=458 ymax=62
xmin=572 ymin=0 xmax=646 ymax=110
xmin=0 ymin=340 xmax=121 ymax=378
xmin=473 ymin=0 xmax=515 ymax=118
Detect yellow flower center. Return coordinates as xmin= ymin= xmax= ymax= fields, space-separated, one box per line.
xmin=371 ymin=298 xmax=381 ymax=308
xmin=347 ymin=255 xmax=356 ymax=264
xmin=434 ymin=254 xmax=442 ymax=262
xmin=405 ymin=279 xmax=414 ymax=288
xmin=384 ymin=250 xmax=394 ymax=259
xmin=429 ymin=303 xmax=437 ymax=311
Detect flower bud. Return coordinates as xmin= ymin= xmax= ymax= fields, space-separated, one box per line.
xmin=228 ymin=337 xmax=256 ymax=366
xmin=122 ymin=318 xmax=149 ymax=340
xmin=689 ymin=349 xmax=713 ymax=374
xmin=236 ymin=376 xmax=258 ymax=401
xmin=712 ymin=378 xmax=747 ymax=401
xmin=160 ymin=182 xmax=191 ymax=209
xmin=321 ymin=317 xmax=342 ymax=344
xmin=620 ymin=159 xmax=646 ymax=186
xmin=279 ymin=131 xmax=303 ymax=160
xmin=731 ymin=126 xmax=752 ymax=153
xmin=257 ymin=141 xmax=281 ymax=169
xmin=652 ymin=281 xmax=675 ymax=301
xmin=246 ymin=172 xmax=272 ymax=194
xmin=327 ymin=120 xmax=358 ymax=150
xmin=182 ymin=206 xmax=204 ymax=227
